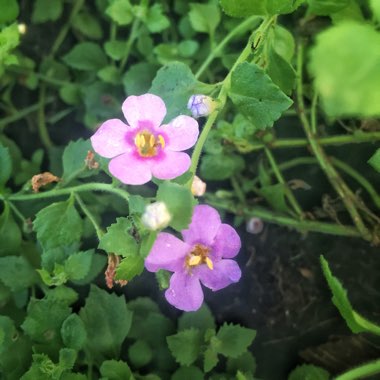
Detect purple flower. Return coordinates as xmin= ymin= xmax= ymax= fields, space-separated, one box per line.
xmin=145 ymin=205 xmax=242 ymax=311
xmin=91 ymin=94 xmax=199 ymax=185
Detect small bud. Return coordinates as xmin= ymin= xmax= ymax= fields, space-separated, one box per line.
xmin=246 ymin=217 xmax=264 ymax=234
xmin=18 ymin=23 xmax=27 ymax=35
xmin=191 ymin=175 xmax=206 ymax=196
xmin=187 ymin=94 xmax=217 ymax=118
xmin=142 ymin=202 xmax=171 ymax=230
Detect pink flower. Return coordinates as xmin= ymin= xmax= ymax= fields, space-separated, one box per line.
xmin=91 ymin=94 xmax=199 ymax=185
xmin=145 ymin=205 xmax=242 ymax=311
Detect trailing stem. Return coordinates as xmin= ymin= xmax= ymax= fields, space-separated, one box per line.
xmin=296 ymin=42 xmax=372 ymax=242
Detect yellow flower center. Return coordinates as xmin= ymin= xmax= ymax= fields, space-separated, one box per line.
xmin=186 ymin=244 xmax=213 ymax=271
xmin=134 ymin=130 xmax=165 ymax=157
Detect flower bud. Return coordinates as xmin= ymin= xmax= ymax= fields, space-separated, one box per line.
xmin=18 ymin=24 xmax=27 ymax=35
xmin=191 ymin=175 xmax=206 ymax=197
xmin=246 ymin=217 xmax=264 ymax=234
xmin=142 ymin=202 xmax=171 ymax=230
xmin=187 ymin=94 xmax=217 ymax=118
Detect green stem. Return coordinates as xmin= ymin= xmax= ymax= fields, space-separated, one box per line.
xmin=242 ymin=132 xmax=380 ymax=152
xmin=264 ymin=147 xmax=303 ymax=217
xmin=0 ymin=98 xmax=55 ymax=131
xmin=207 ymin=197 xmax=361 ymax=238
xmin=7 ymin=201 xmax=26 ymax=224
xmin=311 ymin=92 xmax=318 ymax=134
xmin=2 ymin=183 xmax=130 ymax=204
xmin=231 ymin=176 xmax=246 ymax=205
xmin=195 ymin=15 xmax=261 ymax=79
xmin=37 ymin=84 xmax=53 ymax=149
xmin=334 ymin=359 xmax=380 ymax=380
xmin=119 ymin=18 xmax=141 ymax=72
xmin=296 ymin=42 xmax=372 ymax=241
xmin=74 ymin=194 xmax=104 ymax=239
xmin=50 ymin=0 xmax=85 ymax=56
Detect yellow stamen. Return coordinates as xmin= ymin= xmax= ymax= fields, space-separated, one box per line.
xmin=188 ymin=256 xmax=202 ymax=266
xmin=158 ymin=134 xmax=165 ymax=148
xmin=205 ymin=257 xmax=214 ymax=270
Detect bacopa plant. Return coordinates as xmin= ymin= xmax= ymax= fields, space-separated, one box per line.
xmin=1 ymin=0 xmax=380 ymax=379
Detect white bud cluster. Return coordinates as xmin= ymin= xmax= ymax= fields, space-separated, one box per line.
xmin=142 ymin=201 xmax=171 ymax=231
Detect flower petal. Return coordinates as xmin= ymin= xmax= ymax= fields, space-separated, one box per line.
xmin=90 ymin=119 xmax=131 ymax=158
xmin=212 ymin=224 xmax=241 ymax=259
xmin=145 ymin=233 xmax=190 ymax=272
xmin=122 ymin=94 xmax=166 ymax=129
xmin=197 ymin=259 xmax=241 ymax=291
xmin=150 ymin=151 xmax=191 ymax=180
xmin=182 ymin=205 xmax=221 ymax=246
xmin=109 ymin=153 xmax=152 ymax=185
xmin=162 ymin=115 xmax=199 ymax=151
xmin=165 ymin=271 xmax=204 ymax=311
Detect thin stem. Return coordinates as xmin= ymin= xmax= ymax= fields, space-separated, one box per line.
xmin=334 ymin=359 xmax=380 ymax=380
xmin=207 ymin=197 xmax=361 ymax=238
xmin=37 ymin=84 xmax=53 ymax=149
xmin=119 ymin=18 xmax=141 ymax=72
xmin=74 ymin=194 xmax=104 ymax=239
xmin=195 ymin=15 xmax=261 ymax=79
xmin=241 ymin=132 xmax=380 ymax=152
xmin=264 ymin=147 xmax=303 ymax=217
xmin=311 ymin=92 xmax=318 ymax=134
xmin=8 ymin=201 xmax=26 ymax=224
xmin=2 ymin=183 xmax=130 ymax=204
xmin=50 ymin=0 xmax=85 ymax=56
xmin=296 ymin=42 xmax=372 ymax=241
xmin=231 ymin=176 xmax=246 ymax=205
xmin=0 ymin=98 xmax=55 ymax=131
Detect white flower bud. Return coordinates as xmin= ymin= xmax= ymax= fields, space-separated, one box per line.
xmin=142 ymin=202 xmax=171 ymax=230
xmin=18 ymin=24 xmax=27 ymax=34
xmin=187 ymin=94 xmax=217 ymax=118
xmin=191 ymin=175 xmax=206 ymax=197
xmin=246 ymin=217 xmax=264 ymax=234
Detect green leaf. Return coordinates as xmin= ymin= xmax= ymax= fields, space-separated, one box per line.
xmin=72 ymin=252 xmax=107 ymax=285
xmin=0 ymin=23 xmax=19 ymax=67
xmin=288 ymin=364 xmax=330 ymax=380
xmin=71 ymin=11 xmax=103 ymax=39
xmin=115 ymin=255 xmax=144 ymax=281
xmin=106 ymin=0 xmax=133 ymax=25
xmin=368 ymin=149 xmax=380 ymax=173
xmin=227 ymin=352 xmax=256 ymax=375
xmin=189 ymin=3 xmax=221 ymax=35
xmin=229 ymin=62 xmax=293 ymax=130
xmin=98 ymin=65 xmax=121 ymax=84
xmin=145 ymin=4 xmax=170 ymax=33
xmin=104 ymin=40 xmax=126 ymax=61
xmin=172 ymin=366 xmax=204 ymax=380
xmin=215 ymin=323 xmax=256 ymax=358
xmin=128 ymin=194 xmax=147 ymax=214
xmin=307 ymin=0 xmax=350 ymax=15
xmin=100 ymin=360 xmax=133 ymax=380
xmin=45 ymin=285 xmax=78 ymax=305
xmin=0 ymin=256 xmax=37 ymax=292
xmin=0 ymin=202 xmax=21 ymax=256
xmin=0 ymin=144 xmax=12 ymax=187
xmin=62 ymin=42 xmax=107 ymax=71
xmin=64 ymin=251 xmax=92 ymax=281
xmin=155 ymin=269 xmax=171 ymax=290
xmin=273 ymin=25 xmax=295 ymax=62
xmin=167 ymin=328 xmax=203 ymax=366
xmin=79 ymin=285 xmax=133 ymax=359
xmin=99 ymin=217 xmax=138 ymax=256
xmin=220 ymin=0 xmax=303 ymax=17
xmin=22 ymin=298 xmax=71 ymax=344
xmin=178 ymin=304 xmax=215 ymax=332
xmin=200 ymin=153 xmax=245 ymax=180
xmin=33 ymin=197 xmax=83 ymax=251
xmin=267 ymin=47 xmax=296 ymax=95
xmin=260 ymin=183 xmax=289 ymax=213
xmin=0 ymin=0 xmax=19 ymax=23
xmin=123 ymin=63 xmax=158 ymax=96
xmin=128 ymin=340 xmax=153 ymax=368
xmin=156 ymin=182 xmax=195 ymax=231
xmin=150 ymin=62 xmax=197 ymax=122
xmin=204 ymin=347 xmax=219 ymax=372
xmin=59 ymin=348 xmax=77 ymax=370
xmin=320 ymin=256 xmax=380 ymax=335
xmin=32 ymin=0 xmax=63 ymax=23
xmin=61 ymin=314 xmax=87 ymax=350
xmin=59 ymin=84 xmax=82 ymax=105
xmin=62 ymin=139 xmax=93 ymax=182
xmin=370 ymin=0 xmax=380 ymax=22
xmin=309 ymin=23 xmax=380 ymax=117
